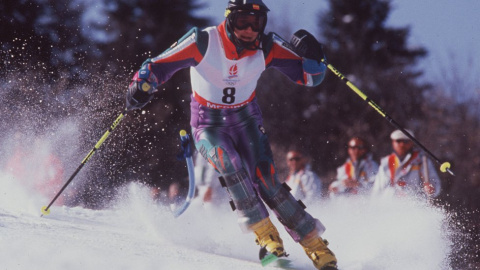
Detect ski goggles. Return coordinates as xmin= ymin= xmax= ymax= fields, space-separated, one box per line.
xmin=230 ymin=11 xmax=266 ymax=32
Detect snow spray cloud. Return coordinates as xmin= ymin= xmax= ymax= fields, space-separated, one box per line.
xmin=0 ymin=120 xmax=83 ymax=211
xmin=111 ymin=181 xmax=258 ymax=261
xmin=310 ymin=194 xmax=452 ymax=270
xmin=0 ymin=33 xmax=136 ymax=209
xmin=108 ymin=182 xmax=457 ymax=269
xmin=0 ymin=180 xmax=459 ymax=269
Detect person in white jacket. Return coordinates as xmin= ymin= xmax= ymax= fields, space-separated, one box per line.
xmin=194 ymin=152 xmax=226 ymax=204
xmin=329 ymin=137 xmax=378 ymax=196
xmin=284 ymin=150 xmax=323 ymax=203
xmin=373 ymin=129 xmax=441 ymax=198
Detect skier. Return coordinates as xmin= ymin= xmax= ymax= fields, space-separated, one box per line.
xmin=125 ymin=0 xmax=337 ymax=269
xmin=285 ymin=150 xmax=323 ymax=203
xmin=329 ymin=137 xmax=378 ymax=196
xmin=373 ymin=129 xmax=441 ymax=198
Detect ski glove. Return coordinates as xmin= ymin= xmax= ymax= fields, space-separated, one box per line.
xmin=126 ymin=64 xmax=158 ymax=111
xmin=290 ymin=29 xmax=327 ymax=86
xmin=290 ymin=29 xmax=326 ymax=63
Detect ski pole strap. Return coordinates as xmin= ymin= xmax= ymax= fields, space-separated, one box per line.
xmin=322 ymin=59 xmax=454 ymax=176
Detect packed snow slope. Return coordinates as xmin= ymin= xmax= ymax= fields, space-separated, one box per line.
xmin=1 ymin=172 xmax=453 ymax=270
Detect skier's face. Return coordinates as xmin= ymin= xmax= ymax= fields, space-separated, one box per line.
xmin=233 ymin=27 xmax=259 ymax=42
xmin=231 ymin=11 xmax=264 ymax=42
xmin=231 ymin=11 xmax=266 ymax=32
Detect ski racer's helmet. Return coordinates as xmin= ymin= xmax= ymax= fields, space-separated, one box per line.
xmin=225 ymin=0 xmax=270 ymax=50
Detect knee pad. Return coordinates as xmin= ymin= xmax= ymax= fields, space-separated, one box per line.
xmin=219 ymin=168 xmax=268 ymax=231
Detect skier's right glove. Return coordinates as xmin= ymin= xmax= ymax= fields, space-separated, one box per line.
xmin=126 ymin=64 xmax=158 ymax=111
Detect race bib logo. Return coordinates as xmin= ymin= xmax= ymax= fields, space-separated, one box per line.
xmin=228 ymin=64 xmax=238 ymax=79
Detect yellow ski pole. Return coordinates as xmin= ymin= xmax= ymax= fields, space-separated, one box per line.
xmin=322 ymin=59 xmax=454 ymax=176
xmin=41 ymin=109 xmax=128 ymax=216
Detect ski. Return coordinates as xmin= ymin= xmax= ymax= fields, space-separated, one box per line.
xmin=261 ymin=254 xmax=296 ymax=269
xmin=259 ymin=246 xmax=294 ymax=268
xmin=261 ymin=253 xmax=279 ymax=266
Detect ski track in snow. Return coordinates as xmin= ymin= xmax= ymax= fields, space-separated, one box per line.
xmin=1 ymin=173 xmax=452 ymax=270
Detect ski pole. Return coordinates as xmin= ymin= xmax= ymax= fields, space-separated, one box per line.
xmin=41 ymin=109 xmax=128 ymax=216
xmin=171 ymin=130 xmax=196 ymax=218
xmin=322 ymin=59 xmax=454 ymax=176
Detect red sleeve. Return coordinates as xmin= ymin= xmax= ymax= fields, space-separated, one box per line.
xmin=146 ymin=27 xmax=207 ymax=84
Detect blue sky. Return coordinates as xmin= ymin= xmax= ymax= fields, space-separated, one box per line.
xmin=195 ymin=0 xmax=480 ymax=91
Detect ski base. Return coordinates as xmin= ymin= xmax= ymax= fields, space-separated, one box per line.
xmin=259 ymin=246 xmax=293 ymax=268
xmin=261 ymin=253 xmax=279 ymax=266
xmin=261 ymin=255 xmax=297 ymax=269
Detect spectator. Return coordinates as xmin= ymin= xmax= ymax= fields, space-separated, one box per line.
xmin=373 ymin=129 xmax=441 ymax=198
xmin=194 ymin=152 xmax=226 ymax=204
xmin=168 ymin=182 xmax=184 ymax=205
xmin=285 ymin=150 xmax=323 ymax=203
xmin=6 ymin=135 xmax=66 ymax=205
xmin=329 ymin=137 xmax=378 ymax=196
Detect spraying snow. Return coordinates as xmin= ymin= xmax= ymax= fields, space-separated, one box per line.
xmin=0 ymin=161 xmax=454 ymax=270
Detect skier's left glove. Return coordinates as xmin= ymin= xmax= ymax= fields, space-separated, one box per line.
xmin=290 ymin=29 xmax=327 ymax=86
xmin=126 ymin=64 xmax=158 ymax=111
xmin=290 ymin=29 xmax=326 ymax=63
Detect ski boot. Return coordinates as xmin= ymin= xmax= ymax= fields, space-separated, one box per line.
xmin=250 ymin=217 xmax=286 ymax=260
xmin=300 ymin=233 xmax=337 ymax=270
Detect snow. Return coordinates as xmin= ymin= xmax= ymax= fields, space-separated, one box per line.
xmin=1 ymin=172 xmax=453 ymax=270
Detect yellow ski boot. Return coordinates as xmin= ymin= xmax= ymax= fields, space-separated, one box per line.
xmin=250 ymin=217 xmax=286 ymax=261
xmin=300 ymin=233 xmax=337 ymax=270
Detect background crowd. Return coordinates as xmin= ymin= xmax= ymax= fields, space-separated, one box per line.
xmin=191 ymin=130 xmax=442 ymax=206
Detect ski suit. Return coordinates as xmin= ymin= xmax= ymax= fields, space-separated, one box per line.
xmin=373 ymin=150 xmax=441 ymax=198
xmin=136 ymin=21 xmax=327 ymax=241
xmin=329 ymin=154 xmax=379 ymax=195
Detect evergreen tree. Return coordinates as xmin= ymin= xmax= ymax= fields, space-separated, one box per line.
xmin=0 ymin=0 xmax=100 ymax=79
xmin=100 ymin=0 xmax=209 ymax=70
xmin=259 ymin=0 xmax=430 ymax=180
xmin=93 ymin=0 xmax=210 ymax=193
xmin=0 ymin=0 xmax=211 ymax=206
xmin=316 ymin=0 xmax=429 ymax=173
xmin=0 ymin=0 xmax=52 ymax=74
